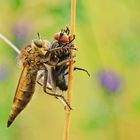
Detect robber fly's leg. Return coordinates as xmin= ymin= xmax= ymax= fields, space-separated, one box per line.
xmin=37 ymin=80 xmax=53 ymax=92
xmin=56 ymin=56 xmax=76 ymax=67
xmin=43 ymin=69 xmax=48 ymax=93
xmin=48 ymin=46 xmax=77 ymax=53
xmin=41 ymin=81 xmax=72 ymax=110
xmin=37 ymin=79 xmax=71 ymax=109
xmin=45 ymin=92 xmax=72 ymax=110
xmin=64 ymin=67 xmax=90 ymax=77
xmin=36 ymin=72 xmax=44 ymax=86
xmin=68 ymin=34 xmax=75 ymax=44
xmin=36 ymin=68 xmax=51 ymax=92
xmin=38 ymin=67 xmax=72 ymax=110
xmin=74 ymin=67 xmax=90 ymax=77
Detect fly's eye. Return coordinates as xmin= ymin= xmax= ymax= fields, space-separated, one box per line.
xmin=54 ymin=32 xmax=69 ymax=43
xmin=54 ymin=33 xmax=60 ymax=40
xmin=34 ymin=40 xmax=42 ymax=48
xmin=60 ymin=34 xmax=69 ymax=43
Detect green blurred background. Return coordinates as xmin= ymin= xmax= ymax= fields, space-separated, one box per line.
xmin=0 ymin=0 xmax=140 ymax=140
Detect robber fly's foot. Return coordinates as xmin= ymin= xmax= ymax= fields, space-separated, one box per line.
xmin=44 ymin=91 xmax=72 ymax=110
xmin=64 ymin=105 xmax=73 ymax=111
xmin=55 ymin=94 xmax=72 ymax=110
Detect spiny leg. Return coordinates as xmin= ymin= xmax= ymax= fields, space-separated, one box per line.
xmin=44 ymin=91 xmax=72 ymax=110
xmin=74 ymin=67 xmax=90 ymax=77
xmin=36 ymin=72 xmax=44 ymax=86
xmin=47 ymin=55 xmax=75 ymax=67
xmin=43 ymin=69 xmax=48 ymax=93
xmin=68 ymin=34 xmax=75 ymax=44
xmin=64 ymin=67 xmax=90 ymax=77
xmin=56 ymin=56 xmax=76 ymax=67
xmin=64 ymin=26 xmax=70 ymax=35
xmin=48 ymin=46 xmax=77 ymax=53
xmin=37 ymin=80 xmax=52 ymax=91
xmin=37 ymin=69 xmax=52 ymax=91
xmin=37 ymin=72 xmax=72 ymax=110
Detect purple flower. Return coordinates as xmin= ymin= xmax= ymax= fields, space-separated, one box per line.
xmin=0 ymin=64 xmax=9 ymax=82
xmin=97 ymin=69 xmax=122 ymax=93
xmin=12 ymin=21 xmax=31 ymax=47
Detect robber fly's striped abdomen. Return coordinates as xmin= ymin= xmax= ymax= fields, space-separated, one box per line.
xmin=7 ymin=65 xmax=38 ymax=127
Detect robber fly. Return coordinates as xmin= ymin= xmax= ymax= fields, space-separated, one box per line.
xmin=7 ymin=36 xmax=53 ymax=127
xmin=7 ymin=34 xmax=73 ymax=127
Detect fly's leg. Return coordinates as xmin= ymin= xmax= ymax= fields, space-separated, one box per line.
xmin=47 ymin=55 xmax=75 ymax=67
xmin=36 ymin=71 xmax=72 ymax=110
xmin=64 ymin=67 xmax=90 ymax=77
xmin=48 ymin=46 xmax=77 ymax=53
xmin=74 ymin=67 xmax=90 ymax=77
xmin=63 ymin=26 xmax=70 ymax=35
xmin=56 ymin=56 xmax=76 ymax=66
xmin=68 ymin=34 xmax=75 ymax=44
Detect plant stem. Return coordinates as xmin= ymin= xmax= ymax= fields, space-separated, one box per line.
xmin=63 ymin=0 xmax=76 ymax=140
xmin=0 ymin=34 xmax=20 ymax=54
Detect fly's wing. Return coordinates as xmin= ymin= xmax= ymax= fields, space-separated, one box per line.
xmin=7 ymin=64 xmax=38 ymax=127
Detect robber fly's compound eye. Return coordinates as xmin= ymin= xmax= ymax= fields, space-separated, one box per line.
xmin=34 ymin=39 xmax=43 ymax=48
xmin=54 ymin=32 xmax=69 ymax=43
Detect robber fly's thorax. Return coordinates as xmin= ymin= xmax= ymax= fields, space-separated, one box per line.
xmin=19 ymin=38 xmax=51 ymax=69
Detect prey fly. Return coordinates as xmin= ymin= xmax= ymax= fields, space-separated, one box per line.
xmin=46 ymin=27 xmax=90 ymax=91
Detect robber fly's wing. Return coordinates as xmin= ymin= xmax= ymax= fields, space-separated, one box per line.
xmin=7 ymin=64 xmax=38 ymax=127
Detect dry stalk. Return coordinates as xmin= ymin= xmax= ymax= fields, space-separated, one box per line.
xmin=63 ymin=0 xmax=76 ymax=140
xmin=0 ymin=34 xmax=20 ymax=54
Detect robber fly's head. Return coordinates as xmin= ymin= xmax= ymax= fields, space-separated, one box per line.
xmin=32 ymin=33 xmax=51 ymax=55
